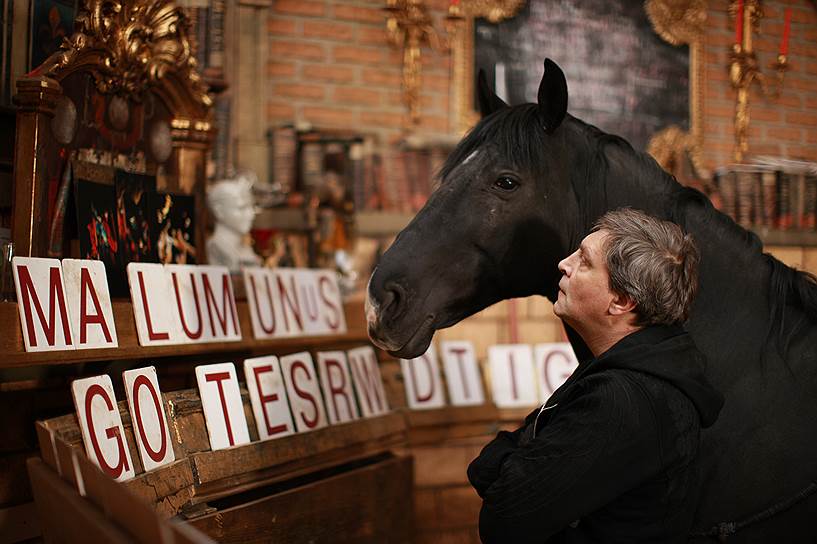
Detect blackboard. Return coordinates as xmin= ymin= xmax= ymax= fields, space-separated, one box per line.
xmin=475 ymin=0 xmax=689 ymax=151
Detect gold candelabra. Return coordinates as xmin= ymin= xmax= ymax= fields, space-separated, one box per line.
xmin=729 ymin=0 xmax=791 ymax=162
xmin=384 ymin=0 xmax=463 ymax=125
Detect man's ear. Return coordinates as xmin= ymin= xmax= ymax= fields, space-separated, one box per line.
xmin=608 ymin=292 xmax=637 ymax=316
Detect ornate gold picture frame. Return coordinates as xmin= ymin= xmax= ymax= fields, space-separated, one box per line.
xmin=450 ymin=0 xmax=707 ymax=176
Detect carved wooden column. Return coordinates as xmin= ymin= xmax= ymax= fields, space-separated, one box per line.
xmin=11 ymin=77 xmax=62 ymax=257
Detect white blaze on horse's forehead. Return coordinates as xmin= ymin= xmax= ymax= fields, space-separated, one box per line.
xmin=462 ymin=149 xmax=480 ymax=166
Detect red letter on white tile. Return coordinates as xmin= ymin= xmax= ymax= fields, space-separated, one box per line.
xmin=71 ymin=375 xmax=134 ymax=481
xmin=440 ymin=341 xmax=485 ymax=406
xmin=488 ymin=345 xmax=538 ymax=408
xmin=280 ymin=352 xmax=328 ymax=432
xmin=316 ymin=351 xmax=359 ymax=424
xmin=534 ymin=343 xmax=578 ymax=402
xmin=12 ymin=257 xmax=74 ymax=352
xmin=195 ymin=363 xmax=250 ymax=450
xmin=243 ymin=355 xmax=295 ymax=440
xmin=347 ymin=346 xmax=389 ymax=418
xmin=123 ymin=367 xmax=175 ymax=471
xmin=401 ymin=344 xmax=446 ymax=410
xmin=63 ymin=259 xmax=117 ymax=350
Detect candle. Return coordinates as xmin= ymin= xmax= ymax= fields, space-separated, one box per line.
xmin=735 ymin=0 xmax=744 ymax=46
xmin=780 ymin=8 xmax=792 ymax=56
xmin=450 ymin=0 xmax=459 ymax=5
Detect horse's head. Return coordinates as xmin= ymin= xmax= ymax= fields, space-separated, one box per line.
xmin=367 ymin=59 xmax=583 ymax=358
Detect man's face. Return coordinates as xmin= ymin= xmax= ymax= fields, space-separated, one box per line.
xmin=553 ymin=230 xmax=617 ymax=330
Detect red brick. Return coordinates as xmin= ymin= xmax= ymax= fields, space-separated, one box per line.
xmin=333 ymin=86 xmax=382 ymax=105
xmin=358 ymin=26 xmax=387 ymax=45
xmin=360 ymin=111 xmax=406 ymax=129
xmin=807 ymin=130 xmax=817 ymax=144
xmin=267 ymin=102 xmax=295 ymax=121
xmin=333 ymin=45 xmax=385 ymax=64
xmin=267 ymin=17 xmax=299 ymax=35
xmin=785 ymin=111 xmax=817 ymax=126
xmin=333 ymin=4 xmax=384 ymax=23
xmin=267 ymin=61 xmax=297 ymax=78
xmin=766 ymin=126 xmax=803 ymax=142
xmin=302 ymin=63 xmax=356 ymax=83
xmin=362 ymin=68 xmax=402 ymax=88
xmin=786 ymin=145 xmax=817 ymax=161
xmin=752 ymin=106 xmax=783 ymax=123
xmin=303 ymin=20 xmax=355 ymax=41
xmin=302 ymin=106 xmax=356 ymax=127
xmin=787 ymin=75 xmax=817 ymax=91
xmin=270 ymin=40 xmax=326 ymax=61
xmin=274 ymin=0 xmax=325 ymax=17
xmin=775 ymin=92 xmax=802 ymax=108
xmin=275 ymin=83 xmax=325 ymax=100
xmin=422 ymin=73 xmax=450 ymax=93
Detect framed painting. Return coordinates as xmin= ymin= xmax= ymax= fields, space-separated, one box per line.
xmin=450 ymin=0 xmax=707 ymax=175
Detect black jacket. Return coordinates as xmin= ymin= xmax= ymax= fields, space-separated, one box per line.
xmin=467 ymin=325 xmax=724 ymax=543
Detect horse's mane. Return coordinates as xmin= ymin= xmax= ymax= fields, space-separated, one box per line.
xmin=443 ymin=104 xmax=817 ymax=347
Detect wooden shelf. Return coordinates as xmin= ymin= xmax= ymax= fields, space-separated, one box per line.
xmin=754 ymin=227 xmax=817 ymax=247
xmin=0 ymin=298 xmax=369 ymax=369
xmin=355 ymin=212 xmax=415 ymax=237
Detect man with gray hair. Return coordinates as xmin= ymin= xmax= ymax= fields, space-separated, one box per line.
xmin=468 ymin=208 xmax=724 ymax=543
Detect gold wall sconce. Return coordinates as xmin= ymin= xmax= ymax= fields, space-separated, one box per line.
xmin=729 ymin=0 xmax=791 ymax=162
xmin=384 ymin=0 xmax=464 ymax=125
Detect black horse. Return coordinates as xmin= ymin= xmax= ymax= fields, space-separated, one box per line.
xmin=366 ymin=59 xmax=817 ymax=541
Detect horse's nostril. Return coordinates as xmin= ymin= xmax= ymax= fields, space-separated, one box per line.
xmin=382 ymin=281 xmax=407 ymax=319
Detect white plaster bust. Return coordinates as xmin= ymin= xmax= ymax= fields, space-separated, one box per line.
xmin=206 ymin=173 xmax=262 ymax=271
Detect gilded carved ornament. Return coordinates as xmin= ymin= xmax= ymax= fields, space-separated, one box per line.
xmin=28 ymin=0 xmax=211 ymax=108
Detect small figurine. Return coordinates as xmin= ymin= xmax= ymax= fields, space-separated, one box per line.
xmin=206 ymin=172 xmax=262 ymax=271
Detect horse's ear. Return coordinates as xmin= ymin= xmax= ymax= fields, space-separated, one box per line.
xmin=477 ymin=69 xmax=508 ymax=118
xmin=537 ymin=58 xmax=568 ymax=134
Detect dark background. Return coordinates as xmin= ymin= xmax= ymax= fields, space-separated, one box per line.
xmin=475 ymin=0 xmax=689 ymax=151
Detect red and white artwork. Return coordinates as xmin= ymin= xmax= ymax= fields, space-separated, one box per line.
xmin=63 ymin=259 xmax=118 ymax=350
xmin=128 ymin=263 xmax=184 ymax=346
xmin=534 ymin=343 xmax=579 ymax=402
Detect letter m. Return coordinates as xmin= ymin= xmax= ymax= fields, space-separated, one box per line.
xmin=16 ymin=264 xmax=72 ymax=348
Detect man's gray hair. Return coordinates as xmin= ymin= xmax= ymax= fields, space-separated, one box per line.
xmin=594 ymin=208 xmax=700 ymax=326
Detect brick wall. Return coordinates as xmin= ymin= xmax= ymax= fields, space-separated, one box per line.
xmin=701 ymin=0 xmax=817 ymax=168
xmin=266 ymin=0 xmax=452 ymax=140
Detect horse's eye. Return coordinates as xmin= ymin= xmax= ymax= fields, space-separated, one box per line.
xmin=494 ymin=176 xmax=519 ymax=191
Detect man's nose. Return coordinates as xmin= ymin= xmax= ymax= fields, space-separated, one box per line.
xmin=558 ymin=251 xmax=576 ymax=275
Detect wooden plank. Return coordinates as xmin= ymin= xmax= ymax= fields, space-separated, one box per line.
xmin=74 ymin=453 xmax=170 ymax=544
xmin=0 ymin=501 xmax=41 ymax=543
xmin=122 ymin=459 xmax=195 ymax=519
xmin=191 ymin=412 xmax=405 ymax=484
xmin=27 ymin=457 xmax=135 ymax=544
xmin=190 ymin=455 xmax=414 ymax=543
xmin=0 ymin=299 xmax=369 ymax=368
xmin=188 ymin=413 xmax=407 ymax=502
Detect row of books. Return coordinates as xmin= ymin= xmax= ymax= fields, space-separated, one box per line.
xmin=715 ymin=167 xmax=817 ymax=230
xmin=268 ymin=126 xmax=453 ymax=215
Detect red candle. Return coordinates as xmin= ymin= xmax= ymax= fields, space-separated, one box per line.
xmin=780 ymin=8 xmax=792 ymax=56
xmin=450 ymin=0 xmax=459 ymax=5
xmin=735 ymin=0 xmax=744 ymax=46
